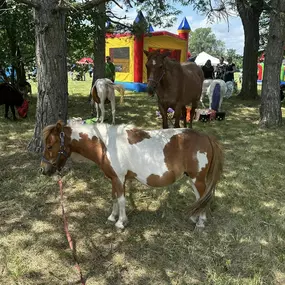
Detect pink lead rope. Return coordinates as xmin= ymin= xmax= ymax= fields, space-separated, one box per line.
xmin=58 ymin=178 xmax=86 ymax=285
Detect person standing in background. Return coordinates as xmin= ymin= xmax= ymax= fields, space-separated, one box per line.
xmin=224 ymin=57 xmax=236 ymax=98
xmin=215 ymin=57 xmax=226 ymax=80
xmin=224 ymin=57 xmax=236 ymax=83
xmin=105 ymin=56 xmax=115 ymax=82
xmin=202 ymin=59 xmax=214 ymax=79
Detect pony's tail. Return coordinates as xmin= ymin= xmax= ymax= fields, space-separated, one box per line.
xmin=91 ymin=85 xmax=100 ymax=104
xmin=189 ymin=136 xmax=224 ymax=216
xmin=113 ymin=84 xmax=125 ymax=104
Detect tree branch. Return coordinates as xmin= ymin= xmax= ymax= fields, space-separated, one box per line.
xmin=106 ymin=9 xmax=127 ymax=20
xmin=13 ymin=0 xmax=40 ymax=9
xmin=113 ymin=0 xmax=124 ymax=9
xmin=74 ymin=0 xmax=110 ymax=11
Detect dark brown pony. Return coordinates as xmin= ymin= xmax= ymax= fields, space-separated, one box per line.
xmin=144 ymin=50 xmax=204 ymax=128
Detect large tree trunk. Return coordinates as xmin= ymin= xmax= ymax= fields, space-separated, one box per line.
xmin=91 ymin=3 xmax=106 ymax=88
xmin=28 ymin=1 xmax=68 ymax=152
xmin=259 ymin=0 xmax=285 ymax=127
xmin=236 ymin=0 xmax=262 ymax=99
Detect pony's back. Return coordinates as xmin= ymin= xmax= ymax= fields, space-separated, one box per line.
xmin=0 ymin=83 xmax=24 ymax=106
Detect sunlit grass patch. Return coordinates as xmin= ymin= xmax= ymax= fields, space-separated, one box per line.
xmin=1 ymin=78 xmax=285 ymax=284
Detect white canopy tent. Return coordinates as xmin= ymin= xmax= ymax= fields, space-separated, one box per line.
xmin=194 ymin=51 xmax=226 ymax=67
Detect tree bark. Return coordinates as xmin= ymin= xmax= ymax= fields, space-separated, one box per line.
xmin=91 ymin=3 xmax=106 ymax=88
xmin=259 ymin=0 xmax=285 ymax=128
xmin=236 ymin=0 xmax=262 ymax=99
xmin=28 ymin=0 xmax=68 ymax=152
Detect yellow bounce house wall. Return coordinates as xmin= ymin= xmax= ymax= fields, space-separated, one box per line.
xmin=105 ymin=34 xmax=187 ymax=83
xmin=105 ymin=36 xmax=134 ymax=82
xmin=143 ymin=35 xmax=187 ymax=83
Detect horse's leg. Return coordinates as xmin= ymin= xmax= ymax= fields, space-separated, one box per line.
xmin=200 ymin=92 xmax=206 ymax=108
xmin=159 ymin=104 xmax=168 ymax=129
xmin=108 ymin=185 xmax=119 ymax=223
xmin=95 ymin=102 xmax=99 ymax=120
xmin=173 ymin=105 xmax=182 ymax=128
xmin=108 ymin=177 xmax=128 ymax=229
xmin=99 ymin=103 xmax=105 ymax=123
xmin=11 ymin=105 xmax=17 ymax=120
xmin=181 ymin=106 xmax=187 ymax=128
xmin=208 ymin=85 xmax=213 ymax=110
xmin=174 ymin=105 xmax=182 ymax=128
xmin=189 ymin=177 xmax=207 ymax=228
xmin=110 ymin=177 xmax=128 ymax=229
xmin=110 ymin=97 xmax=115 ymax=124
xmin=116 ymin=194 xmax=128 ymax=229
xmin=4 ymin=104 xmax=9 ymax=119
xmin=189 ymin=102 xmax=197 ymax=129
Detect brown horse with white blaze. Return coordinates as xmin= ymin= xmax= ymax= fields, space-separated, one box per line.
xmin=144 ymin=50 xmax=204 ymax=128
xmin=40 ymin=120 xmax=223 ymax=229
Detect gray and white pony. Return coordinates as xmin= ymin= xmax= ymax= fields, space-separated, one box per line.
xmin=91 ymin=78 xmax=125 ymax=124
xmin=200 ymin=79 xmax=233 ymax=111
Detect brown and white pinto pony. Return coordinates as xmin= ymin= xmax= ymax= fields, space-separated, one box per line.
xmin=40 ymin=120 xmax=223 ymax=229
xmin=144 ymin=50 xmax=204 ymax=129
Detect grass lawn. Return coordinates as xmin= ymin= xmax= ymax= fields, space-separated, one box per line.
xmin=1 ymin=76 xmax=285 ymax=285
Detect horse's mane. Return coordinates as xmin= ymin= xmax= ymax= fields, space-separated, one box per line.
xmin=164 ymin=57 xmax=183 ymax=71
xmin=42 ymin=123 xmax=57 ymax=145
xmin=67 ymin=121 xmax=137 ymax=134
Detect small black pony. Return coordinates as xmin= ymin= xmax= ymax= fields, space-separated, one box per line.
xmin=0 ymin=83 xmax=28 ymax=120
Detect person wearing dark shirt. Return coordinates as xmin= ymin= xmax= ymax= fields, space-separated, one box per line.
xmin=215 ymin=57 xmax=227 ymax=80
xmin=202 ymin=60 xmax=214 ymax=79
xmin=105 ymin=56 xmax=116 ymax=82
xmin=224 ymin=57 xmax=236 ymax=82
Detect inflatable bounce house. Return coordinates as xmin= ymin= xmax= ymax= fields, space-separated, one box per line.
xmin=257 ymin=52 xmax=285 ymax=84
xmin=105 ymin=11 xmax=191 ymax=92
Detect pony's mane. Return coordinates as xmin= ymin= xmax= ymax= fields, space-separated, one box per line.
xmin=164 ymin=57 xmax=182 ymax=69
xmin=42 ymin=123 xmax=57 ymax=145
xmin=67 ymin=120 xmax=136 ymax=132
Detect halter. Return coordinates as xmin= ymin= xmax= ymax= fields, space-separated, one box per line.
xmin=147 ymin=70 xmax=165 ymax=88
xmin=42 ymin=131 xmax=69 ymax=171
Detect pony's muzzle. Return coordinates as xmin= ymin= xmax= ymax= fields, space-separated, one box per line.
xmin=39 ymin=162 xmax=56 ymax=176
xmin=146 ymin=85 xmax=155 ymax=96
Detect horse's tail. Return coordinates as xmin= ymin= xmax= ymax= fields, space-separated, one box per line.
xmin=112 ymin=84 xmax=125 ymax=104
xmin=189 ymin=136 xmax=224 ymax=216
xmin=91 ymin=84 xmax=100 ymax=104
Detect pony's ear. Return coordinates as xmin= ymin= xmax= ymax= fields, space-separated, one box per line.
xmin=143 ymin=50 xmax=149 ymax=57
xmin=55 ymin=120 xmax=64 ymax=133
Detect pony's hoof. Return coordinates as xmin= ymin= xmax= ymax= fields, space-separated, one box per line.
xmin=115 ymin=221 xmax=125 ymax=229
xmin=190 ymin=215 xmax=198 ymax=223
xmin=195 ymin=221 xmax=206 ymax=229
xmin=107 ymin=214 xmax=117 ymax=223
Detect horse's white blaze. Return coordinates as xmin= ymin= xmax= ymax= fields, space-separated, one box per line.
xmin=152 ymin=59 xmax=156 ymax=65
xmin=197 ymin=151 xmax=208 ymax=172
